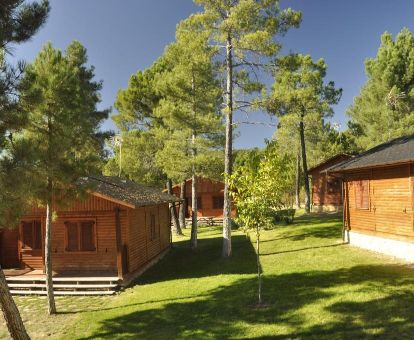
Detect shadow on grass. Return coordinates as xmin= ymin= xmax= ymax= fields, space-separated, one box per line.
xmin=136 ymin=234 xmax=258 ymax=285
xmin=261 ymin=242 xmax=344 ymax=256
xmin=78 ymin=264 xmax=414 ymax=339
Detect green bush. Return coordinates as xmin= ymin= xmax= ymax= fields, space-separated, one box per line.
xmin=272 ymin=209 xmax=296 ymax=225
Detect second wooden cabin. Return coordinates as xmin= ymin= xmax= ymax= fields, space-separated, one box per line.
xmin=329 ymin=135 xmax=414 ymax=262
xmin=171 ymin=177 xmax=236 ymax=219
xmin=0 ymin=175 xmax=178 ymax=284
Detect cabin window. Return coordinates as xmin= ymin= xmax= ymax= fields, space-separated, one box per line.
xmin=355 ymin=180 xmax=369 ymax=210
xmin=21 ymin=220 xmax=42 ymax=250
xmin=327 ymin=177 xmax=340 ymax=193
xmin=212 ymin=196 xmax=224 ymax=209
xmin=65 ymin=220 xmax=96 ymax=252
xmin=150 ymin=214 xmax=157 ymax=241
xmin=189 ymin=197 xmax=202 ymax=209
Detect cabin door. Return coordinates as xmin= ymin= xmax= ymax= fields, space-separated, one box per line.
xmin=0 ymin=229 xmax=20 ymax=268
xmin=19 ymin=220 xmax=44 ymax=270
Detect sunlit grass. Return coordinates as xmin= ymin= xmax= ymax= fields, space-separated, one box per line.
xmin=2 ymin=213 xmax=414 ymax=339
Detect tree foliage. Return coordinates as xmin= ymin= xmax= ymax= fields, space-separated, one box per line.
xmin=188 ymin=0 xmax=301 ymax=257
xmin=19 ymin=41 xmax=108 ymax=315
xmin=348 ymin=28 xmax=414 ymax=149
xmin=266 ymin=54 xmax=341 ymax=212
xmin=0 ymin=1 xmax=49 ymax=339
xmin=229 ymin=143 xmax=294 ymax=305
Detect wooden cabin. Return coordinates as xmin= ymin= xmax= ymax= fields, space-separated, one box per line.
xmin=0 ymin=175 xmax=178 ymax=282
xmin=171 ymin=177 xmax=236 ymax=219
xmin=329 ymin=135 xmax=414 ymax=262
xmin=309 ymin=154 xmax=352 ymax=212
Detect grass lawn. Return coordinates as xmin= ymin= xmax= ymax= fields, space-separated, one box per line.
xmin=2 ymin=212 xmax=414 ymax=339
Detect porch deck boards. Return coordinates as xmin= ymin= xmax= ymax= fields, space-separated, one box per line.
xmin=5 ymin=269 xmax=120 ymax=295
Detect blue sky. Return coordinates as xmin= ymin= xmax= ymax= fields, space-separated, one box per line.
xmin=11 ymin=0 xmax=414 ymax=149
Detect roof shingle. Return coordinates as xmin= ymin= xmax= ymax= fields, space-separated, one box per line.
xmin=328 ymin=135 xmax=414 ymax=173
xmin=81 ymin=175 xmax=179 ymax=208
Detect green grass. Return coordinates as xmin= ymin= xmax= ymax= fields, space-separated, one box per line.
xmin=3 ymin=212 xmax=414 ymax=339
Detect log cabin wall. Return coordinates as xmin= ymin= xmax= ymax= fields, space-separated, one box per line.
xmin=127 ymin=203 xmax=171 ymax=274
xmin=311 ymin=171 xmax=342 ymax=206
xmin=171 ymin=177 xmax=236 ymax=218
xmin=309 ymin=155 xmax=351 ymax=209
xmin=344 ymin=163 xmax=414 ymax=242
xmin=19 ymin=194 xmax=130 ymax=273
xmin=0 ymin=229 xmax=19 ymax=268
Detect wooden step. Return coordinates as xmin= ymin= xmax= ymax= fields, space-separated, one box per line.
xmin=9 ymin=290 xmax=116 ymax=296
xmin=8 ymin=283 xmax=118 ymax=289
xmin=6 ymin=276 xmax=119 ymax=282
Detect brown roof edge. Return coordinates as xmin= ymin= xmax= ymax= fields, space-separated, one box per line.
xmin=169 ymin=176 xmax=225 ymax=190
xmin=327 ymin=159 xmax=414 ymax=175
xmin=91 ymin=191 xmax=136 ymax=209
xmin=308 ymin=154 xmax=353 ymax=174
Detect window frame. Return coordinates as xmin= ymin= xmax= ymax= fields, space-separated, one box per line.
xmin=149 ymin=213 xmax=157 ymax=241
xmin=20 ymin=220 xmax=42 ymax=250
xmin=64 ymin=218 xmax=97 ymax=253
xmin=212 ymin=196 xmax=224 ymax=210
xmin=354 ymin=179 xmax=370 ymax=210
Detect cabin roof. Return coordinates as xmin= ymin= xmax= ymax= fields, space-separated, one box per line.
xmin=169 ymin=176 xmax=224 ymax=190
xmin=328 ymin=135 xmax=414 ymax=173
xmin=308 ymin=154 xmax=353 ymax=174
xmin=82 ymin=175 xmax=179 ymax=208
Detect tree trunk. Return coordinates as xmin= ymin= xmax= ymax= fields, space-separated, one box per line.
xmin=295 ymin=149 xmax=301 ymax=208
xmin=45 ymin=180 xmax=56 ymax=315
xmin=190 ymin=174 xmax=198 ymax=250
xmin=190 ymin=73 xmax=198 ymax=250
xmin=167 ymin=179 xmax=182 ymax=236
xmin=222 ymin=33 xmax=233 ymax=258
xmin=256 ymin=228 xmax=262 ymax=305
xmin=0 ymin=266 xmax=30 ymax=340
xmin=179 ymin=180 xmax=186 ymax=229
xmin=299 ymin=116 xmax=310 ymax=213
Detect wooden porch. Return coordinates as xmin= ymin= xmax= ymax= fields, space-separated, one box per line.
xmin=4 ymin=269 xmax=120 ymax=296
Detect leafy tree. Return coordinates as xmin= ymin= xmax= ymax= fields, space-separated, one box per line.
xmin=229 ymin=144 xmax=294 ymax=305
xmin=186 ymin=0 xmax=301 ymax=257
xmin=0 ymin=1 xmax=49 ymax=339
xmin=19 ymin=41 xmax=107 ymax=315
xmin=104 ymin=130 xmax=166 ymax=187
xmin=109 ymin=60 xmax=168 ymax=186
xmin=348 ymin=28 xmax=414 ymax=149
xmin=153 ymin=27 xmax=223 ymax=249
xmin=266 ymin=54 xmax=341 ymax=213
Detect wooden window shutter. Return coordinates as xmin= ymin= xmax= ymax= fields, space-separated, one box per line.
xmin=22 ymin=222 xmax=33 ymax=249
xmin=66 ymin=222 xmax=79 ymax=251
xmin=355 ymin=180 xmax=369 ymax=209
xmin=33 ymin=221 xmax=42 ymax=250
xmin=80 ymin=221 xmax=96 ymax=251
xmin=213 ymin=196 xmax=224 ymax=209
xmin=150 ymin=214 xmax=156 ymax=240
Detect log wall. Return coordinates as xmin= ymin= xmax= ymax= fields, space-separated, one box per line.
xmin=344 ymin=163 xmax=414 ymax=242
xmin=128 ymin=203 xmax=171 ymax=274
xmin=171 ymin=177 xmax=236 ymax=218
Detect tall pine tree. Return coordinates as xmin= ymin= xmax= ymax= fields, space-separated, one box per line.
xmin=184 ymin=0 xmax=301 ymax=256
xmin=348 ymin=28 xmax=414 ymax=149
xmin=154 ymin=26 xmax=224 ymax=249
xmin=19 ymin=41 xmax=107 ymax=315
xmin=0 ymin=1 xmax=49 ymax=339
xmin=266 ymin=54 xmax=341 ymax=212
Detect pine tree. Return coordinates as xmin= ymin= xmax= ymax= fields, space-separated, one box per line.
xmin=185 ymin=0 xmax=301 ymax=256
xmin=19 ymin=41 xmax=107 ymax=315
xmin=153 ymin=27 xmax=223 ymax=249
xmin=348 ymin=28 xmax=414 ymax=149
xmin=0 ymin=1 xmax=49 ymax=338
xmin=266 ymin=54 xmax=341 ymax=213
